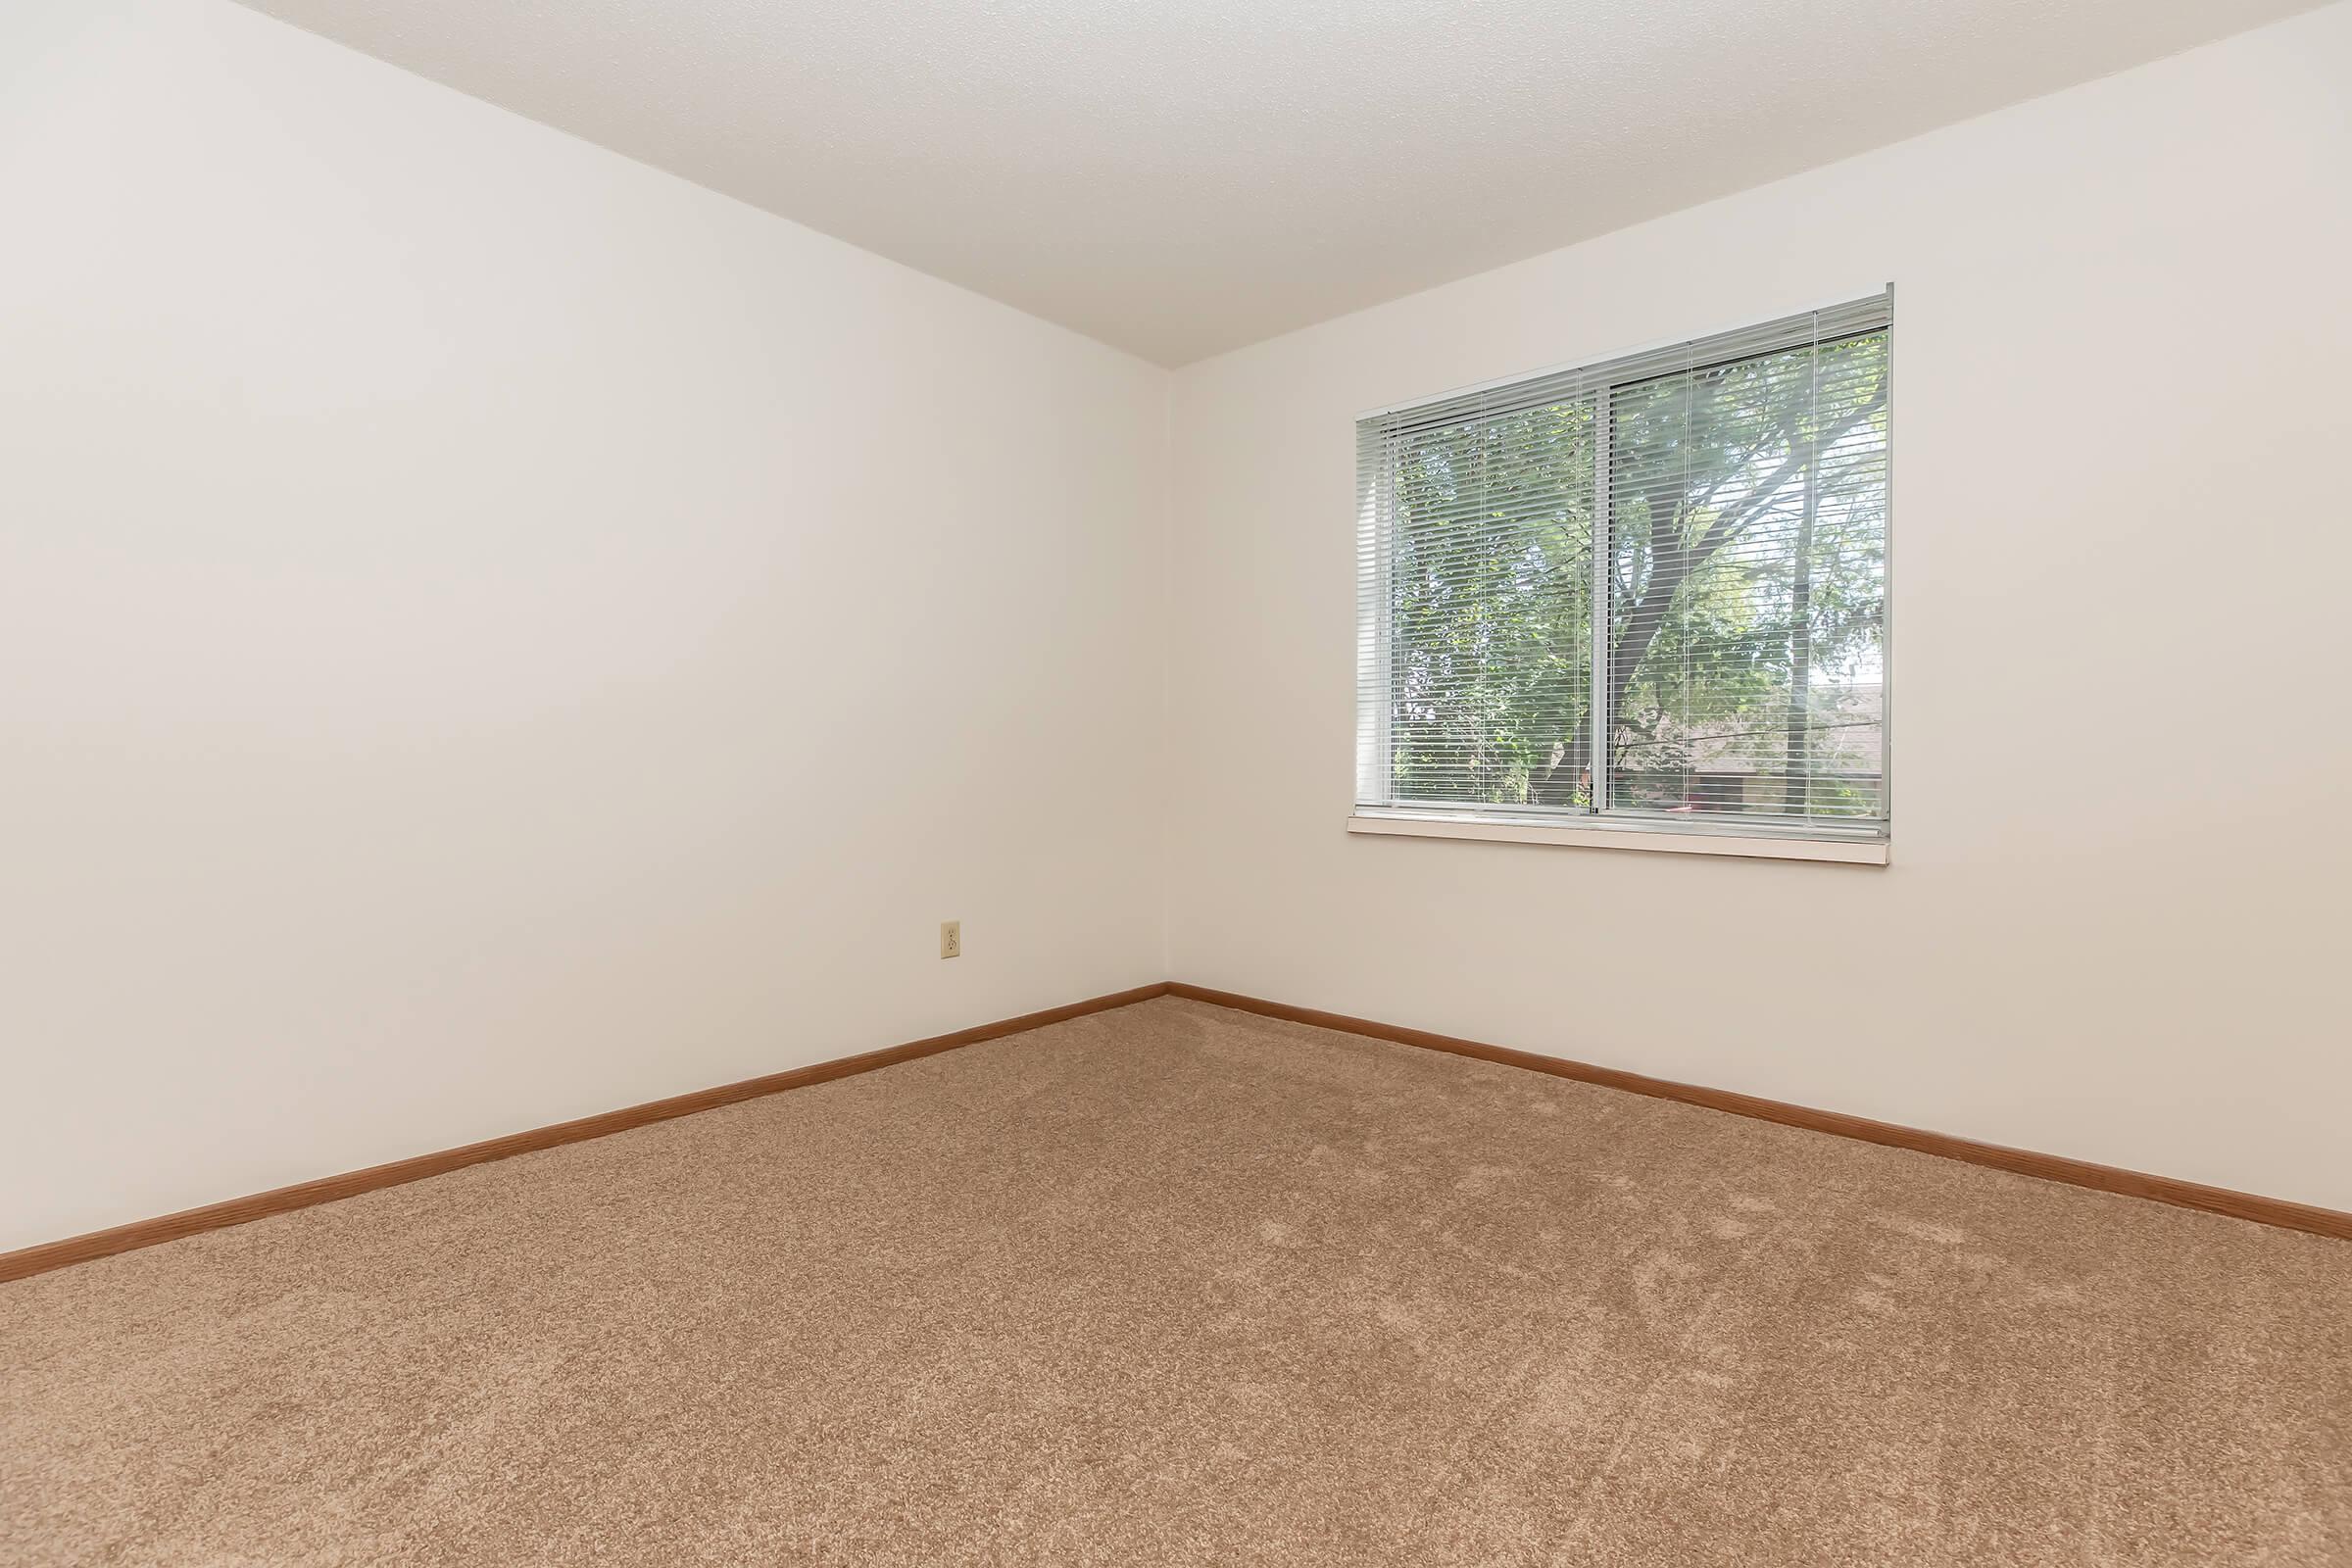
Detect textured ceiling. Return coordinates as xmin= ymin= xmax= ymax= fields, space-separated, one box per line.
xmin=237 ymin=0 xmax=2316 ymax=365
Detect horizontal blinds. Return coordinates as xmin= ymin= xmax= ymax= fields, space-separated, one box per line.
xmin=1355 ymin=393 xmax=1596 ymax=810
xmin=1357 ymin=292 xmax=1891 ymax=838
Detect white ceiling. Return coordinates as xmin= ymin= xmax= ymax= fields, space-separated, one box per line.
xmin=239 ymin=0 xmax=2315 ymax=365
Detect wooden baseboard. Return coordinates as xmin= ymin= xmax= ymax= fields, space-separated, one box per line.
xmin=1166 ymin=983 xmax=2352 ymax=1243
xmin=10 ymin=975 xmax=2341 ymax=1283
xmin=0 ymin=983 xmax=1172 ymax=1285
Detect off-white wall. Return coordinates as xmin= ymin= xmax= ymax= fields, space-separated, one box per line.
xmin=1167 ymin=5 xmax=2352 ymax=1211
xmin=7 ymin=1 xmax=2346 ymax=1257
xmin=0 ymin=0 xmax=1168 ymax=1250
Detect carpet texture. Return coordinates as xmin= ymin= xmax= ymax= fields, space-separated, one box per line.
xmin=5 ymin=997 xmax=2349 ymax=1566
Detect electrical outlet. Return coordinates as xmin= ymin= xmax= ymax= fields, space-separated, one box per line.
xmin=940 ymin=920 xmax=961 ymax=959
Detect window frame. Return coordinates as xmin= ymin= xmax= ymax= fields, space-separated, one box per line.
xmin=1350 ymin=290 xmax=1894 ymax=864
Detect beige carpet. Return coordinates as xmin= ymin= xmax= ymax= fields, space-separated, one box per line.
xmin=4 ymin=998 xmax=2348 ymax=1566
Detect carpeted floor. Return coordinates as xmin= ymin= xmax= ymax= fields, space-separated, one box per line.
xmin=4 ymin=998 xmax=2349 ymax=1566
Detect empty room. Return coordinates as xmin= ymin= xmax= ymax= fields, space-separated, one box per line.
xmin=4 ymin=0 xmax=2348 ymax=1562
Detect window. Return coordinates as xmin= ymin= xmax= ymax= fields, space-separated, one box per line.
xmin=1353 ymin=293 xmax=1891 ymax=857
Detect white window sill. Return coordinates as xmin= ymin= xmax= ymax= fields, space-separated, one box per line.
xmin=1347 ymin=810 xmax=1889 ymax=865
